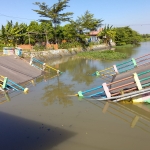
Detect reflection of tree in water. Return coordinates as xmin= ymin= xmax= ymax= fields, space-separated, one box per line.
xmin=41 ymin=76 xmax=74 ymax=107
xmin=32 ymin=71 xmax=58 ymax=85
xmin=60 ymin=58 xmax=97 ymax=85
xmin=115 ymin=46 xmax=138 ymax=56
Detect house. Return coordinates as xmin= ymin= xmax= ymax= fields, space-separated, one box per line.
xmin=89 ymin=28 xmax=103 ymax=42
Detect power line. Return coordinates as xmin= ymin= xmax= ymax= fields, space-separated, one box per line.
xmin=0 ymin=12 xmax=150 ymax=27
xmin=0 ymin=13 xmax=37 ymax=21
xmin=129 ymin=24 xmax=150 ymax=26
xmin=103 ymin=23 xmax=150 ymax=27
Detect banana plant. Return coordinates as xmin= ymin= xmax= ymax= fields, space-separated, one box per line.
xmin=98 ymin=24 xmax=116 ymax=45
xmin=0 ymin=21 xmax=27 ymax=46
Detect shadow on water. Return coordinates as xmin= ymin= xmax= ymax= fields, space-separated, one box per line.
xmin=0 ymin=111 xmax=76 ymax=150
xmin=0 ymin=42 xmax=150 ymax=150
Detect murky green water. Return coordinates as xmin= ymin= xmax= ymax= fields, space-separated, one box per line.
xmin=0 ymin=42 xmax=150 ymax=150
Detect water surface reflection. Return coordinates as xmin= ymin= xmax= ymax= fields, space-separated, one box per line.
xmin=0 ymin=42 xmax=150 ymax=150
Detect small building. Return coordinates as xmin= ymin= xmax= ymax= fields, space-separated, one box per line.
xmin=15 ymin=47 xmax=23 ymax=57
xmin=3 ymin=47 xmax=15 ymax=55
xmin=89 ymin=28 xmax=103 ymax=42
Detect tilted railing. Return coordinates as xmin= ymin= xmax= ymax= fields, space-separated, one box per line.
xmin=92 ymin=53 xmax=150 ymax=79
xmin=30 ymin=57 xmax=63 ymax=75
xmin=0 ymin=75 xmax=28 ymax=93
xmin=77 ymin=69 xmax=150 ymax=103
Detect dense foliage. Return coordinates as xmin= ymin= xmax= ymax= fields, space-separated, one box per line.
xmin=33 ymin=0 xmax=73 ymax=43
xmin=114 ymin=26 xmax=141 ymax=46
xmin=0 ymin=0 xmax=147 ymax=50
xmin=141 ymin=34 xmax=150 ymax=41
xmin=98 ymin=25 xmax=116 ymax=45
xmin=58 ymin=41 xmax=82 ymax=49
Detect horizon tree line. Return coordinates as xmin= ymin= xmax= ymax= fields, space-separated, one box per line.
xmin=0 ymin=0 xmax=143 ymax=48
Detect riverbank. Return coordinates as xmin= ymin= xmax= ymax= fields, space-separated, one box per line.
xmin=22 ymin=43 xmax=115 ymax=60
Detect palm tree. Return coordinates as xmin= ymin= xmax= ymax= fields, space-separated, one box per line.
xmin=98 ymin=24 xmax=116 ymax=47
xmin=33 ymin=0 xmax=73 ymax=43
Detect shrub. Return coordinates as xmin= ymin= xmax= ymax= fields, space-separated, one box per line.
xmin=58 ymin=41 xmax=82 ymax=49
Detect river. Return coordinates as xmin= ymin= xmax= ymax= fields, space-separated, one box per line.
xmin=0 ymin=41 xmax=150 ymax=150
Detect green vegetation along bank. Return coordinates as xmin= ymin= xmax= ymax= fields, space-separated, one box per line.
xmin=1 ymin=0 xmax=149 ymax=51
xmin=77 ymin=50 xmax=128 ymax=60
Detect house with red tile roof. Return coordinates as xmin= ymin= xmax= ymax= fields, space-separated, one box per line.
xmin=89 ymin=28 xmax=103 ymax=42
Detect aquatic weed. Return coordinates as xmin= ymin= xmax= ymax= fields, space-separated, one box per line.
xmin=77 ymin=50 xmax=128 ymax=60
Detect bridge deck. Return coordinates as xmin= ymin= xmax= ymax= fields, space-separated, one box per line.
xmin=110 ymin=64 xmax=150 ymax=94
xmin=0 ymin=55 xmax=41 ymax=84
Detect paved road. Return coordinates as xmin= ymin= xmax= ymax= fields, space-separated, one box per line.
xmin=0 ymin=55 xmax=42 ymax=84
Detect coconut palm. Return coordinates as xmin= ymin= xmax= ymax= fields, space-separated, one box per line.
xmin=33 ymin=0 xmax=73 ymax=43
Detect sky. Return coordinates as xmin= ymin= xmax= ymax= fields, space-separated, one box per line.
xmin=0 ymin=0 xmax=150 ymax=34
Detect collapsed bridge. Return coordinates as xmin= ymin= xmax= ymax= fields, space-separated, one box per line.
xmin=77 ymin=53 xmax=150 ymax=103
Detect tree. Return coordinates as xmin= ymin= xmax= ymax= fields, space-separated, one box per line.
xmin=26 ymin=21 xmax=53 ymax=45
xmin=27 ymin=21 xmax=41 ymax=44
xmin=61 ymin=23 xmax=77 ymax=42
xmin=114 ymin=26 xmax=141 ymax=46
xmin=71 ymin=11 xmax=103 ymax=47
xmin=33 ymin=0 xmax=73 ymax=43
xmin=98 ymin=24 xmax=116 ymax=46
xmin=0 ymin=21 xmax=27 ymax=46
xmin=76 ymin=10 xmax=103 ymax=32
xmin=39 ymin=22 xmax=53 ymax=43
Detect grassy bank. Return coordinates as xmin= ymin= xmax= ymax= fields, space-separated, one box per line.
xmin=77 ymin=50 xmax=128 ymax=60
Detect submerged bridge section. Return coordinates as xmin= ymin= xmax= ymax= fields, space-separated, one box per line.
xmin=78 ymin=53 xmax=150 ymax=103
xmin=92 ymin=53 xmax=150 ymax=79
xmin=0 ymin=55 xmax=63 ymax=93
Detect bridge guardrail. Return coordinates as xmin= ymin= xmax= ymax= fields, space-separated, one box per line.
xmin=78 ymin=69 xmax=150 ymax=99
xmin=92 ymin=53 xmax=150 ymax=79
xmin=0 ymin=75 xmax=28 ymax=93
